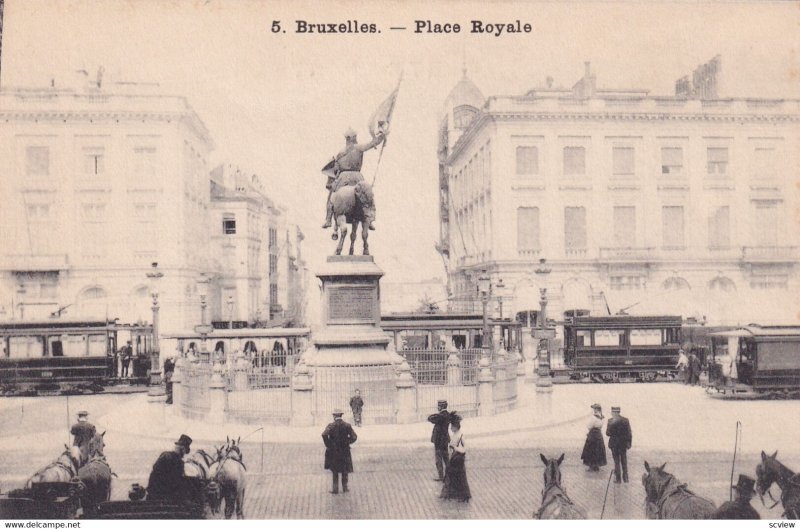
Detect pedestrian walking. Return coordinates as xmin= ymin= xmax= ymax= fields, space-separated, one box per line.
xmin=349 ymin=389 xmax=364 ymax=427
xmin=146 ymin=434 xmax=192 ymax=503
xmin=121 ymin=341 xmax=133 ymax=378
xmin=606 ymin=406 xmax=632 ymax=483
xmin=712 ymin=474 xmax=760 ymax=519
xmin=689 ymin=350 xmax=702 ymax=385
xmin=440 ymin=412 xmax=470 ymax=502
xmin=322 ymin=409 xmax=357 ymax=494
xmin=70 ymin=410 xmax=96 ymax=464
xmin=676 ymin=348 xmax=689 ymax=384
xmin=581 ymin=403 xmax=607 ymax=472
xmin=164 ymin=356 xmax=176 ymax=405
xmin=428 ymin=399 xmax=450 ymax=481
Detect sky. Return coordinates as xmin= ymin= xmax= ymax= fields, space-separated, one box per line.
xmin=2 ymin=0 xmax=798 ymax=285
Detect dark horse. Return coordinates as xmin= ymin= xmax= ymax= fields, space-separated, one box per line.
xmin=207 ymin=437 xmax=247 ymax=520
xmin=535 ymin=453 xmax=586 ymax=519
xmin=642 ymin=461 xmax=716 ymax=519
xmin=757 ymin=450 xmax=800 ymax=519
xmin=330 ymin=183 xmax=372 ymax=256
xmin=77 ymin=432 xmax=113 ymax=515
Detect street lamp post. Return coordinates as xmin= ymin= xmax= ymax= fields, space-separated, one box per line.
xmin=147 ymin=262 xmax=165 ymax=397
xmin=534 ymin=259 xmax=553 ymax=392
xmin=478 ymin=270 xmax=491 ymax=359
xmin=495 ymin=278 xmax=505 ymax=350
xmin=197 ymin=274 xmax=211 ymax=358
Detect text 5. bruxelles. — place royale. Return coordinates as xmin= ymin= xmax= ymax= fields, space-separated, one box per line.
xmin=272 ymin=19 xmax=533 ymax=36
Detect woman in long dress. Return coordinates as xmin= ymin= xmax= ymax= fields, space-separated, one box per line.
xmin=580 ymin=403 xmax=607 ymax=471
xmin=440 ymin=412 xmax=471 ymax=502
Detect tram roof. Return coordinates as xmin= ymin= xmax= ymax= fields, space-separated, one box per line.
xmin=709 ymin=325 xmax=800 ymax=338
xmin=162 ymin=327 xmax=311 ymax=339
xmin=567 ymin=315 xmax=683 ymax=328
xmin=380 ymin=312 xmax=519 ymax=331
xmin=0 ymin=319 xmax=120 ymax=330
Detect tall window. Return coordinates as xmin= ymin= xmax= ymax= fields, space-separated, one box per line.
xmin=223 ymin=214 xmax=236 ymax=235
xmin=613 ymin=206 xmax=636 ymax=247
xmin=662 ymin=206 xmax=685 ymax=248
xmin=564 ymin=207 xmax=587 ymax=250
xmin=27 ymin=203 xmax=54 ymax=254
xmin=708 ymin=206 xmax=730 ymax=249
xmin=753 ymin=147 xmax=776 ymax=180
xmin=707 ymin=147 xmax=729 ymax=175
xmin=612 ymin=147 xmax=635 ymax=176
xmin=26 ymin=146 xmax=50 ymax=176
xmin=80 ymin=203 xmax=108 ymax=260
xmin=132 ymin=203 xmax=157 ymax=259
xmin=133 ymin=146 xmax=157 ymax=176
xmin=661 ymin=147 xmax=683 ymax=176
xmin=752 ymin=201 xmax=779 ymax=246
xmin=83 ymin=147 xmax=105 ymax=176
xmin=517 ymin=207 xmax=540 ymax=252
xmin=515 ymin=146 xmax=539 ymax=176
xmin=563 ymin=147 xmax=586 ymax=176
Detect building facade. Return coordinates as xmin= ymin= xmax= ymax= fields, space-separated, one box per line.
xmin=438 ymin=61 xmax=800 ymax=325
xmin=0 ymin=78 xmax=214 ymax=333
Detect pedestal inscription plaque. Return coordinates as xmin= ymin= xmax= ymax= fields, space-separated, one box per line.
xmin=329 ymin=286 xmax=376 ymax=322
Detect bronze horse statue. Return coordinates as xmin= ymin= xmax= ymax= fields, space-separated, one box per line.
xmin=642 ymin=461 xmax=716 ymax=519
xmin=330 ymin=182 xmax=373 ymax=256
xmin=535 ymin=453 xmax=586 ymax=519
xmin=77 ymin=432 xmax=113 ymax=515
xmin=757 ymin=450 xmax=800 ymax=519
xmin=26 ymin=445 xmax=81 ymax=488
xmin=207 ymin=437 xmax=247 ymax=519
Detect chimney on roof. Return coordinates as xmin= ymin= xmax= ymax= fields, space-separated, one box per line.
xmin=572 ymin=61 xmax=596 ymax=99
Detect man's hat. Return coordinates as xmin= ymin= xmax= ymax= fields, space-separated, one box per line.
xmin=437 ymin=399 xmax=448 ymax=407
xmin=611 ymin=406 xmax=621 ymax=413
xmin=332 ymin=408 xmax=344 ymax=417
xmin=590 ymin=403 xmax=602 ymax=410
xmin=77 ymin=411 xmax=89 ymax=417
xmin=344 ymin=127 xmax=357 ymax=139
xmin=732 ymin=474 xmax=756 ymax=495
xmin=175 ymin=434 xmax=192 ymax=449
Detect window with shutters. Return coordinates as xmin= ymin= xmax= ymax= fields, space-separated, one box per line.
xmin=564 ymin=207 xmax=587 ymax=250
xmin=708 ymin=206 xmax=730 ymax=249
xmin=707 ymin=147 xmax=728 ymax=175
xmin=563 ymin=147 xmax=585 ymax=176
xmin=26 ymin=146 xmax=50 ymax=176
xmin=515 ymin=146 xmax=539 ymax=176
xmin=613 ymin=206 xmax=636 ymax=247
xmin=612 ymin=147 xmax=635 ymax=176
xmin=517 ymin=207 xmax=540 ymax=253
xmin=662 ymin=206 xmax=685 ymax=249
xmin=661 ymin=147 xmax=683 ymax=176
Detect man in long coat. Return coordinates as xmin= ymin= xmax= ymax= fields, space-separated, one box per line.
xmin=606 ymin=406 xmax=632 ymax=483
xmin=428 ymin=399 xmax=450 ymax=481
xmin=322 ymin=409 xmax=357 ymax=494
xmin=70 ymin=411 xmax=96 ymax=464
xmin=147 ymin=434 xmax=192 ymax=503
xmin=713 ymin=475 xmax=760 ymax=519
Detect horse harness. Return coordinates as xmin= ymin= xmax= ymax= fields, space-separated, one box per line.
xmin=536 ymin=484 xmax=575 ymax=519
xmin=650 ymin=481 xmax=700 ymax=519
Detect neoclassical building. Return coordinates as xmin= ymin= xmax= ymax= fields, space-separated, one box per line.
xmin=437 ymin=61 xmax=800 ymax=325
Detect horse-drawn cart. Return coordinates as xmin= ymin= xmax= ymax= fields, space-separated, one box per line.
xmin=0 ymin=482 xmax=83 ymax=519
xmin=87 ymin=477 xmax=212 ymax=520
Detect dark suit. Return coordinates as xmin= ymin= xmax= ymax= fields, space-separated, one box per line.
xmin=147 ymin=451 xmax=188 ymax=503
xmin=712 ymin=499 xmax=760 ymax=519
xmin=322 ymin=418 xmax=357 ymax=492
xmin=428 ymin=410 xmax=450 ymax=480
xmin=71 ymin=421 xmax=96 ymax=463
xmin=606 ymin=415 xmax=632 ymax=482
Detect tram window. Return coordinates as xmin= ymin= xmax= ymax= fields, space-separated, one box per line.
xmin=8 ymin=336 xmax=45 ymax=358
xmin=630 ymin=329 xmax=662 ymax=346
xmin=576 ymin=330 xmax=591 ymax=347
xmin=63 ymin=336 xmax=87 ymax=357
xmin=51 ymin=340 xmax=64 ymax=357
xmin=88 ymin=335 xmax=106 ymax=356
xmin=664 ymin=328 xmax=681 ymax=344
xmin=594 ymin=330 xmax=625 ymax=346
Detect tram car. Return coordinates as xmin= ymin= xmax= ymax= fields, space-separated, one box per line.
xmin=706 ymin=325 xmax=800 ymax=399
xmin=0 ymin=319 xmax=152 ymax=395
xmin=562 ymin=315 xmax=682 ymax=382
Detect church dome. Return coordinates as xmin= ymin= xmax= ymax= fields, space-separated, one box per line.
xmin=445 ymin=71 xmax=485 ymax=111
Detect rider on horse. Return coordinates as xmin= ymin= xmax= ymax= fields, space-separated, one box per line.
xmin=70 ymin=411 xmax=96 ymax=465
xmin=321 ymin=127 xmax=386 ymax=232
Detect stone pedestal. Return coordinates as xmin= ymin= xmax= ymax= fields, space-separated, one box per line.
xmin=172 ymin=358 xmax=183 ymax=411
xmin=395 ymin=361 xmax=416 ymax=424
xmin=477 ymin=357 xmax=495 ymax=417
xmin=290 ymin=361 xmax=314 ymax=427
xmin=208 ymin=363 xmax=227 ymax=424
xmin=307 ymin=256 xmax=396 ymax=425
xmin=233 ymin=352 xmax=249 ymax=391
xmin=446 ymin=352 xmax=462 ymax=386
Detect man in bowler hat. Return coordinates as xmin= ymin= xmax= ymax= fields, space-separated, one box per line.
xmin=713 ymin=474 xmax=760 ymax=519
xmin=322 ymin=409 xmax=357 ymax=494
xmin=428 ymin=399 xmax=450 ymax=481
xmin=606 ymin=406 xmax=632 ymax=483
xmin=147 ymin=434 xmax=192 ymax=502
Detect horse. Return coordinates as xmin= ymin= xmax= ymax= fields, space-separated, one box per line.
xmin=330 ymin=182 xmax=372 ymax=256
xmin=77 ymin=432 xmax=113 ymax=515
xmin=756 ymin=450 xmax=800 ymax=519
xmin=535 ymin=453 xmax=586 ymax=519
xmin=207 ymin=437 xmax=247 ymax=519
xmin=184 ymin=449 xmax=217 ymax=480
xmin=642 ymin=461 xmax=716 ymax=519
xmin=26 ymin=445 xmax=81 ymax=488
